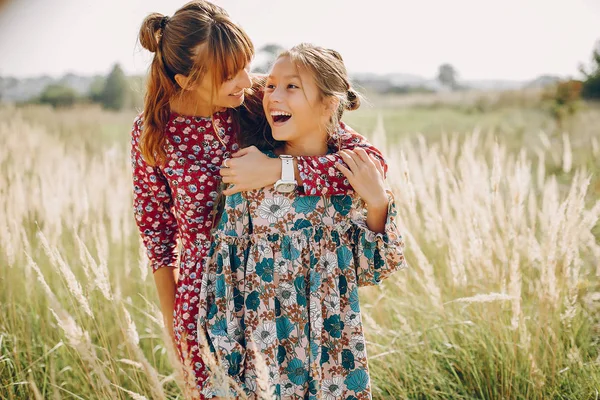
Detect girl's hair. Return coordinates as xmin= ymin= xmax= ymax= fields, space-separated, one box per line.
xmin=241 ymin=43 xmax=361 ymax=151
xmin=282 ymin=43 xmax=361 ymax=133
xmin=138 ymin=0 xmax=254 ymax=165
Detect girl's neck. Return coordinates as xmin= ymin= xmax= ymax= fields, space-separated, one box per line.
xmin=278 ymin=138 xmax=329 ymax=157
xmin=169 ymin=94 xmax=225 ymax=118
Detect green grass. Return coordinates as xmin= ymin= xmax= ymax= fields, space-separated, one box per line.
xmin=1 ymin=98 xmax=600 ymax=399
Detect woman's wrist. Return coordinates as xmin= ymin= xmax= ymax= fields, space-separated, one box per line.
xmin=270 ymin=157 xmax=282 ymax=185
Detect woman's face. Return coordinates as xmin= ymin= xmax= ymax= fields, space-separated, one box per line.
xmin=179 ymin=64 xmax=252 ymax=111
xmin=263 ymin=56 xmax=330 ymax=144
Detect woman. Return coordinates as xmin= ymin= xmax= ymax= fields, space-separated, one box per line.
xmin=131 ymin=1 xmax=387 ymax=396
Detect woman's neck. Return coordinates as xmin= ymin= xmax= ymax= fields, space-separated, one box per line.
xmin=169 ymin=94 xmax=225 ymax=118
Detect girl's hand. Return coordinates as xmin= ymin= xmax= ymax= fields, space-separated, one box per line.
xmin=219 ymin=146 xmax=280 ymax=195
xmin=335 ymin=148 xmax=389 ymax=209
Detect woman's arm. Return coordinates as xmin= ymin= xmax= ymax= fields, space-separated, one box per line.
xmin=131 ymin=116 xmax=179 ymax=338
xmin=220 ymin=122 xmax=387 ymax=196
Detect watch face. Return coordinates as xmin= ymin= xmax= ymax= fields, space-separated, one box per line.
xmin=276 ymin=183 xmax=296 ymax=193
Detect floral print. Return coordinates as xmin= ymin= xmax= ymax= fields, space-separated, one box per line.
xmin=198 ymin=159 xmax=406 ymax=399
xmin=130 ymin=110 xmax=389 ymax=395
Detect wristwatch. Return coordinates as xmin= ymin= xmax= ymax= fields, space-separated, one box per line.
xmin=274 ymin=155 xmax=298 ymax=193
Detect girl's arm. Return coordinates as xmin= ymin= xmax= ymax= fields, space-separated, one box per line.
xmin=131 ymin=116 xmax=179 ymax=337
xmin=295 ymin=122 xmax=387 ymax=196
xmin=335 ymin=148 xmax=407 ymax=286
xmin=335 ymin=148 xmax=389 ymax=233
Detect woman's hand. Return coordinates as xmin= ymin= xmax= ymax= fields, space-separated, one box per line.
xmin=153 ymin=267 xmax=178 ymax=349
xmin=219 ymin=146 xmax=281 ymax=195
xmin=335 ymin=148 xmax=388 ymax=209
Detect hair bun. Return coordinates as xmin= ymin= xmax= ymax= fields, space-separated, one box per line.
xmin=346 ymin=88 xmax=361 ymax=111
xmin=139 ymin=13 xmax=165 ymax=53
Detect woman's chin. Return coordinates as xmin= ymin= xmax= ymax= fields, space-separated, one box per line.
xmin=225 ymin=94 xmax=245 ymax=108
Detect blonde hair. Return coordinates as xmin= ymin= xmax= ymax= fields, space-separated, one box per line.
xmin=138 ymin=0 xmax=254 ymax=166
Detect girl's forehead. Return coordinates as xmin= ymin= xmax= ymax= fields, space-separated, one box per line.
xmin=270 ymin=56 xmax=307 ymax=78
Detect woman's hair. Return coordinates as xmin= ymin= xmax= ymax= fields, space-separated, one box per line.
xmin=138 ymin=0 xmax=254 ymax=165
xmin=240 ymin=43 xmax=361 ymax=151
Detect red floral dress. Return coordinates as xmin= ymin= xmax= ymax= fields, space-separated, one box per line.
xmin=130 ymin=109 xmax=386 ymax=396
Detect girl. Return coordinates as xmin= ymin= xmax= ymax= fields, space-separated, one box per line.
xmin=131 ymin=1 xmax=387 ymax=396
xmin=199 ymin=44 xmax=406 ymax=399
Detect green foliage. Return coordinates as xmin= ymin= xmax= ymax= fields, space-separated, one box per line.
xmin=38 ymin=84 xmax=79 ymax=108
xmin=99 ymin=63 xmax=128 ymax=110
xmin=542 ymin=80 xmax=583 ymax=128
xmin=88 ymin=75 xmax=106 ymax=104
xmin=580 ymin=41 xmax=600 ymax=100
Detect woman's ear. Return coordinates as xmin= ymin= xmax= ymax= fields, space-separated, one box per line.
xmin=174 ymin=73 xmax=191 ymax=90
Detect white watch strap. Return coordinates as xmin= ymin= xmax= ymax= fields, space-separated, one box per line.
xmin=281 ymin=156 xmax=295 ymax=182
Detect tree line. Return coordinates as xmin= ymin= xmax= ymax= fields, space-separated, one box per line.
xmin=34 ymin=64 xmax=142 ymax=110
xmin=16 ymin=41 xmax=600 ymax=110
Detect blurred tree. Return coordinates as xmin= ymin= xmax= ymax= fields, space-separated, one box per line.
xmin=252 ymin=43 xmax=285 ymax=73
xmin=580 ymin=40 xmax=600 ymax=100
xmin=38 ymin=84 xmax=79 ymax=108
xmin=437 ymin=63 xmax=459 ymax=91
xmin=542 ymin=79 xmax=583 ymax=129
xmin=88 ymin=75 xmax=106 ymax=104
xmin=100 ymin=64 xmax=128 ymax=110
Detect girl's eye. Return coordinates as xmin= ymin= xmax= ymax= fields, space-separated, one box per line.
xmin=288 ymin=84 xmax=299 ymax=89
xmin=266 ymin=84 xmax=275 ymax=90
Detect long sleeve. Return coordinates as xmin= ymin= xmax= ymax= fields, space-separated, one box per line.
xmin=130 ymin=116 xmax=179 ymax=273
xmin=351 ymin=192 xmax=406 ymax=286
xmin=296 ymin=122 xmax=387 ymax=196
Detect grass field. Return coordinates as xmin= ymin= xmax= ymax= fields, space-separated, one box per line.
xmin=1 ymin=94 xmax=600 ymax=399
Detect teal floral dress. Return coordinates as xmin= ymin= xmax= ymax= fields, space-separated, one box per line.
xmin=198 ymin=166 xmax=406 ymax=399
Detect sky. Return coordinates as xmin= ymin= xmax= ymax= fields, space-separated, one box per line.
xmin=0 ymin=0 xmax=599 ymax=81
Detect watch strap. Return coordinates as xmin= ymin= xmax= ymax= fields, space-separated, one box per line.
xmin=280 ymin=156 xmax=295 ymax=182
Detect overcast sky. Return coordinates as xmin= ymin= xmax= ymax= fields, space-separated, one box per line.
xmin=0 ymin=0 xmax=599 ymax=80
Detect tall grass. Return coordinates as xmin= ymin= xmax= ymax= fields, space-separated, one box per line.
xmin=1 ymin=103 xmax=599 ymax=399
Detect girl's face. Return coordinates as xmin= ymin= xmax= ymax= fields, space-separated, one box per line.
xmin=263 ymin=56 xmax=331 ymax=144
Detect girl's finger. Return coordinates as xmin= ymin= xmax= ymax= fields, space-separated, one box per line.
xmin=346 ymin=150 xmax=365 ymax=169
xmin=371 ymin=154 xmax=384 ymax=176
xmin=335 ymin=162 xmax=354 ymax=180
xmin=221 ymin=175 xmax=235 ymax=184
xmin=353 ymin=147 xmax=371 ymax=163
xmin=339 ymin=150 xmax=359 ymax=172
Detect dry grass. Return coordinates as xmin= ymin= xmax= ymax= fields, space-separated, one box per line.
xmin=1 ymin=102 xmax=599 ymax=399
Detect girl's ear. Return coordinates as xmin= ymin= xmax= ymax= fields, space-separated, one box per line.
xmin=323 ymin=96 xmax=339 ymax=117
